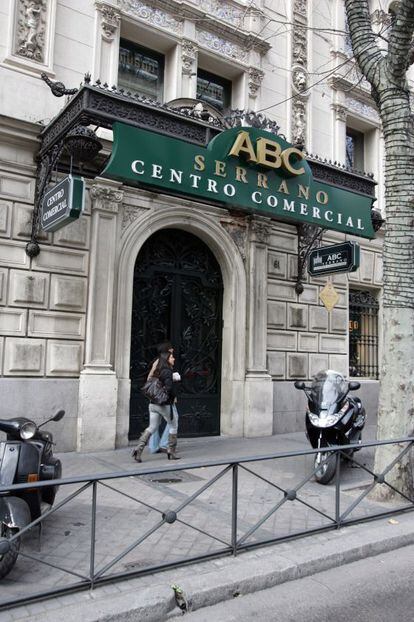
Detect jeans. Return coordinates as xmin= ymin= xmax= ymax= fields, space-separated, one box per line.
xmin=146 ymin=403 xmax=178 ymax=436
xmin=148 ymin=405 xmax=179 ymax=453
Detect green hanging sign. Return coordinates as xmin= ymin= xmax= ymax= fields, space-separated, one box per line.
xmin=41 ymin=175 xmax=85 ymax=232
xmin=102 ymin=122 xmax=375 ymax=239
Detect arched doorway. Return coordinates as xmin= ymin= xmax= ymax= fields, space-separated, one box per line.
xmin=129 ymin=228 xmax=223 ymax=439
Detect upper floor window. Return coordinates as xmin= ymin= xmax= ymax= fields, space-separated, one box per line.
xmin=118 ymin=39 xmax=164 ymax=101
xmin=196 ymin=69 xmax=231 ymax=111
xmin=346 ymin=128 xmax=364 ymax=170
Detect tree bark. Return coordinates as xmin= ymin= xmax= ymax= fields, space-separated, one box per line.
xmin=345 ymin=0 xmax=414 ymax=500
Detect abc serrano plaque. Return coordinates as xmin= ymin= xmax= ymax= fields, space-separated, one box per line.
xmin=102 ymin=123 xmax=376 ymax=239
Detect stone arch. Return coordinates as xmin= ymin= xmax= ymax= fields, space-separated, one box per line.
xmin=114 ymin=199 xmax=247 ymax=446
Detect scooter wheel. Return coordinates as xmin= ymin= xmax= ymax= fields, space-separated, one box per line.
xmin=0 ymin=527 xmax=20 ymax=580
xmin=314 ymin=451 xmax=337 ymax=485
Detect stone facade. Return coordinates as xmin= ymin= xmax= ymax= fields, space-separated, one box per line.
xmin=0 ymin=0 xmax=386 ymax=451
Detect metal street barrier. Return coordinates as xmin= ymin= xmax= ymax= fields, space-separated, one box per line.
xmin=0 ymin=437 xmax=413 ymax=611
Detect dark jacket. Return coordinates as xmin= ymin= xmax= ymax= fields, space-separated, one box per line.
xmin=152 ymin=367 xmax=178 ymax=405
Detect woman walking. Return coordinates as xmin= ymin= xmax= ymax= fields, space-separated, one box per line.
xmin=147 ymin=342 xmax=180 ymax=454
xmin=132 ymin=351 xmax=180 ymax=462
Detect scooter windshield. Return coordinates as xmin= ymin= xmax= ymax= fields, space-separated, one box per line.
xmin=310 ymin=370 xmax=348 ymax=415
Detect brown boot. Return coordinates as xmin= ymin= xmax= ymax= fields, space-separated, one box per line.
xmin=167 ymin=434 xmax=181 ymax=460
xmin=131 ymin=430 xmax=151 ymax=462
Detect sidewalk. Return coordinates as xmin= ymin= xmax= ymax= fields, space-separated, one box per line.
xmin=1 ymin=428 xmax=413 ymax=622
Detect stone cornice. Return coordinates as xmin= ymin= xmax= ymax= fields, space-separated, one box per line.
xmin=328 ymin=71 xmax=379 ymax=116
xmin=0 ymin=115 xmax=41 ymax=147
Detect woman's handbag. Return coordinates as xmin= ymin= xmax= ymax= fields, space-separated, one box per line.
xmin=141 ymin=377 xmax=169 ymax=405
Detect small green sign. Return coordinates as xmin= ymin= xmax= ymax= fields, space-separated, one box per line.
xmin=102 ymin=123 xmax=375 ymax=239
xmin=41 ymin=175 xmax=85 ymax=232
xmin=308 ymin=241 xmax=360 ymax=276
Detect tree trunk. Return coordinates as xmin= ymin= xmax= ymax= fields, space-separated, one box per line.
xmin=344 ymin=0 xmax=414 ymax=501
xmin=372 ymin=87 xmax=414 ymax=501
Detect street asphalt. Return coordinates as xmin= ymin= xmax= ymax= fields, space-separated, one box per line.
xmin=1 ymin=426 xmax=414 ymax=622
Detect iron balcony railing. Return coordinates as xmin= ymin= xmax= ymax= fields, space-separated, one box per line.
xmin=0 ymin=437 xmax=413 ymax=611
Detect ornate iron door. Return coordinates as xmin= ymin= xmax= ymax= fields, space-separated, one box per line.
xmin=129 ymin=229 xmax=223 ymax=439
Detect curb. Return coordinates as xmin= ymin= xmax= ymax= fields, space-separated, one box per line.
xmin=11 ymin=512 xmax=414 ymax=622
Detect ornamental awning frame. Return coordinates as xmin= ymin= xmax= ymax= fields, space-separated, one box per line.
xmin=28 ymin=74 xmax=381 ymax=295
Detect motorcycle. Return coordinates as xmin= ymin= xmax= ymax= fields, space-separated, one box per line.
xmin=0 ymin=409 xmax=64 ymax=579
xmin=294 ymin=370 xmax=366 ymax=484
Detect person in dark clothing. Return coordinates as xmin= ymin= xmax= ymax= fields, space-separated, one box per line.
xmin=132 ymin=351 xmax=180 ymax=462
xmin=147 ymin=341 xmax=180 ymax=454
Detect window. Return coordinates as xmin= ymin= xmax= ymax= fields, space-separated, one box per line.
xmin=349 ymin=289 xmax=379 ymax=379
xmin=118 ymin=39 xmax=164 ymax=101
xmin=196 ymin=69 xmax=232 ymax=111
xmin=346 ymin=128 xmax=364 ymax=170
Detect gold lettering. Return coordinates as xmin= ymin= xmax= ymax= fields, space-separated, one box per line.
xmin=235 ymin=167 xmax=248 ymax=183
xmin=278 ymin=180 xmax=290 ymax=194
xmin=316 ymin=190 xmax=329 ymax=205
xmin=256 ymin=137 xmax=282 ymax=169
xmin=215 ymin=160 xmax=227 ymax=177
xmin=297 ymin=184 xmax=309 ymax=199
xmin=194 ymin=154 xmax=205 ymax=171
xmin=257 ymin=173 xmax=268 ymax=188
xmin=228 ymin=131 xmax=257 ymax=162
xmin=281 ymin=147 xmax=305 ymax=176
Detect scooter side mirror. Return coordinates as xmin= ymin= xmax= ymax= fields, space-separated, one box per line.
xmin=294 ymin=381 xmax=306 ymax=390
xmin=52 ymin=410 xmax=65 ymax=422
xmin=348 ymin=381 xmax=361 ymax=391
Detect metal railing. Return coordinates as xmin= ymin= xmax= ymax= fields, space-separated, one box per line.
xmin=0 ymin=437 xmax=413 ymax=611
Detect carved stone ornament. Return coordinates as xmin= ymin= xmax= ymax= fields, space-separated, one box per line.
xmin=220 ymin=216 xmax=249 ymax=261
xmin=122 ymin=205 xmax=145 ymax=233
xmin=117 ymin=0 xmax=183 ymax=34
xmin=96 ymin=2 xmax=121 ymax=41
xmin=292 ymin=99 xmax=307 ymax=147
xmin=345 ymin=96 xmax=380 ymax=123
xmin=291 ymin=3 xmax=308 ymax=148
xmin=332 ymin=103 xmax=347 ymax=122
xmin=181 ymin=39 xmax=198 ymax=76
xmin=248 ymin=67 xmax=264 ymax=98
xmin=15 ymin=0 xmax=47 ymax=63
xmin=188 ymin=0 xmax=246 ymax=26
xmin=294 ymin=0 xmax=307 ymax=16
xmin=292 ymin=25 xmax=307 ymax=66
xmin=250 ymin=219 xmax=270 ymax=245
xmin=90 ymin=185 xmax=124 ymax=212
xmin=292 ymin=65 xmax=309 ymax=97
xmin=196 ymin=30 xmax=247 ymax=62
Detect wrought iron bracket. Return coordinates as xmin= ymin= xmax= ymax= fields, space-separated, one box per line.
xmin=41 ymin=72 xmax=78 ymax=97
xmin=295 ymin=224 xmax=324 ymax=295
xmin=25 ymin=141 xmax=65 ymax=257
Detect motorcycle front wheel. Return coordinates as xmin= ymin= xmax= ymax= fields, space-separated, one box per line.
xmin=314 ymin=451 xmax=337 ymax=485
xmin=0 ymin=526 xmax=20 ymax=579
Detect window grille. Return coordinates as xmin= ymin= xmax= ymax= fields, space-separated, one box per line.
xmin=349 ymin=289 xmax=379 ymax=379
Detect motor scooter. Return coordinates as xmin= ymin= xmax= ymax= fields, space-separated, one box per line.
xmin=0 ymin=410 xmax=64 ymax=578
xmin=294 ymin=370 xmax=366 ymax=484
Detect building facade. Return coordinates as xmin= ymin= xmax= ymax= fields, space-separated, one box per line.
xmin=0 ymin=0 xmax=386 ymax=451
